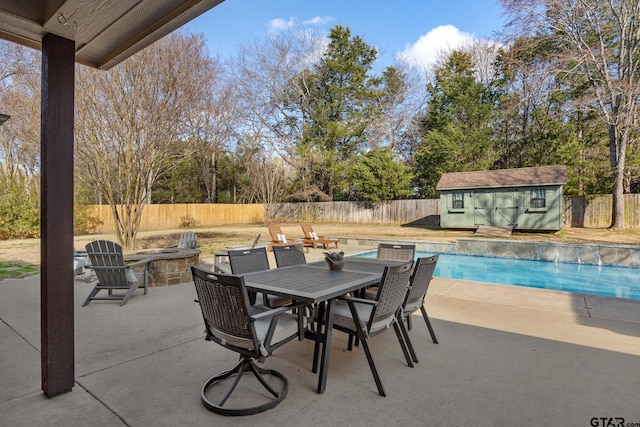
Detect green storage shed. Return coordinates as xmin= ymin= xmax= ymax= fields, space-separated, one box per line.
xmin=436 ymin=165 xmax=567 ymax=231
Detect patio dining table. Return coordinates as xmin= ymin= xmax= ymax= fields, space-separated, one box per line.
xmin=241 ymin=257 xmax=406 ymax=394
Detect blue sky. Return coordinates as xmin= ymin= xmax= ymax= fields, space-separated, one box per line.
xmin=186 ymin=0 xmax=506 ymax=70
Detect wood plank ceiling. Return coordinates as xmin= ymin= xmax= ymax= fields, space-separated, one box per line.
xmin=0 ymin=0 xmax=224 ymax=69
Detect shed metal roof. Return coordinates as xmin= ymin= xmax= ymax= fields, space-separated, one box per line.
xmin=436 ymin=165 xmax=567 ymax=191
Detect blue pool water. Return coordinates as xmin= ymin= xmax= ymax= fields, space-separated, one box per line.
xmin=356 ymin=251 xmax=640 ymax=300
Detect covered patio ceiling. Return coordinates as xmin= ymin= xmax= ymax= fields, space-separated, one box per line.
xmin=0 ymin=0 xmax=224 ymax=70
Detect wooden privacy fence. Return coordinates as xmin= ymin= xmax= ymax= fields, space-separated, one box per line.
xmin=88 ymin=203 xmax=265 ymax=232
xmin=564 ymin=194 xmax=640 ymax=228
xmin=268 ymin=200 xmax=441 ymax=225
xmin=86 ymin=195 xmax=640 ymax=232
xmin=272 ymin=196 xmax=640 ymax=228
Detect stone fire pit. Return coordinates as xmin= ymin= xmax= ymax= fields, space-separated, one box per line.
xmin=125 ymin=248 xmax=200 ymax=287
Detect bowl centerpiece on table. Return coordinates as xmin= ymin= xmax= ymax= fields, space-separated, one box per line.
xmin=324 ymin=251 xmax=345 ymax=271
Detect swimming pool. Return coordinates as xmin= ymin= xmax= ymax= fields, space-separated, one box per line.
xmin=356 ymin=251 xmax=640 ymax=300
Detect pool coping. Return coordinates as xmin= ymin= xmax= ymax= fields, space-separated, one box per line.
xmin=331 ymin=236 xmax=640 ymax=267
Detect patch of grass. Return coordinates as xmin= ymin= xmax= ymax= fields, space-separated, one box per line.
xmin=133 ymin=230 xmax=259 ymax=255
xmin=0 ymin=261 xmax=39 ymax=279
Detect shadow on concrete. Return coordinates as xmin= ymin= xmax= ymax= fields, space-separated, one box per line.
xmin=2 ymin=274 xmax=640 ymax=426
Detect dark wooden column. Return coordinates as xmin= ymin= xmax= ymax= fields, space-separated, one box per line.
xmin=40 ymin=33 xmax=75 ymax=397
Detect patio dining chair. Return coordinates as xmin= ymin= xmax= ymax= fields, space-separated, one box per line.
xmin=82 ymin=240 xmax=153 ymax=306
xmin=363 ymin=243 xmax=416 ymax=300
xmin=376 ymin=243 xmax=416 ymax=261
xmin=325 ymin=260 xmax=415 ymax=397
xmin=191 ymin=266 xmax=304 ymax=416
xmin=213 ymin=234 xmax=261 ymax=273
xmin=402 ymin=255 xmax=439 ymax=347
xmin=272 ymin=244 xmax=307 ymax=268
xmin=228 ymin=247 xmax=290 ymax=308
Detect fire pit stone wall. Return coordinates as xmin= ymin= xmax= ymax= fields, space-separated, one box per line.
xmin=125 ymin=248 xmax=201 ymax=287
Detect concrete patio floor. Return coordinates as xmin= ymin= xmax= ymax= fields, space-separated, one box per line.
xmin=1 ymin=243 xmax=640 ymax=426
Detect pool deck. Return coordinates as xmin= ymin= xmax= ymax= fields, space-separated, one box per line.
xmin=2 ymin=241 xmax=640 ymax=426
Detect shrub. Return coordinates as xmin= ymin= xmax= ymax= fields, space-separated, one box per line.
xmin=0 ymin=175 xmax=40 ymax=239
xmin=179 ymin=214 xmax=199 ymax=228
xmin=74 ymin=187 xmax=103 ymax=234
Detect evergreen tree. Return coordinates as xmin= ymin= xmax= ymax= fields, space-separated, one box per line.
xmin=351 ymin=149 xmax=414 ymax=203
xmin=414 ymin=51 xmax=498 ymax=197
xmin=300 ymin=25 xmax=387 ymax=199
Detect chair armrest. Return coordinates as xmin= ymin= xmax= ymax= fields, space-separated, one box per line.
xmin=337 ymin=295 xmax=377 ymax=306
xmin=127 ymin=257 xmax=154 ymax=268
xmin=85 ymin=264 xmax=127 ymax=271
xmin=250 ymin=301 xmax=306 ymax=321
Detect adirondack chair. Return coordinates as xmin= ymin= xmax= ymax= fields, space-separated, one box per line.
xmin=301 ymin=224 xmax=338 ymax=250
xmin=268 ymin=226 xmax=304 ymax=252
xmin=176 ymin=231 xmax=197 ymax=249
xmin=82 ymin=240 xmax=153 ymax=306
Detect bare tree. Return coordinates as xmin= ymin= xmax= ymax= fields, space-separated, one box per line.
xmin=493 ymin=38 xmax=563 ymax=168
xmin=366 ymin=61 xmax=426 ymax=153
xmin=183 ymin=60 xmax=238 ymax=203
xmin=502 ymin=0 xmax=640 ymax=228
xmin=232 ymin=29 xmax=325 ymax=170
xmin=75 ymin=31 xmax=217 ymax=248
xmin=0 ymin=41 xmax=41 ymax=179
xmin=233 ymin=133 xmax=291 ymax=221
xmin=466 ymin=38 xmax=503 ymax=85
xmin=0 ymin=41 xmax=31 ymax=84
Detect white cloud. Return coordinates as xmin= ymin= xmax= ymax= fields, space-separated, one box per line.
xmin=303 ymin=16 xmax=335 ymax=26
xmin=397 ymin=25 xmax=476 ymax=72
xmin=267 ymin=16 xmax=335 ymax=34
xmin=268 ymin=17 xmax=295 ymax=33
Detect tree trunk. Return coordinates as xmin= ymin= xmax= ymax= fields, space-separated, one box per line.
xmin=609 ymin=124 xmax=626 ymax=229
xmin=111 ymin=202 xmax=144 ymax=250
xmin=611 ymin=167 xmax=625 ymax=229
xmin=211 ymin=150 xmax=217 ymax=203
xmin=146 ymin=172 xmax=152 ymax=204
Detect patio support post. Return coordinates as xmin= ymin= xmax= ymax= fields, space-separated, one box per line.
xmin=40 ymin=33 xmax=75 ymax=397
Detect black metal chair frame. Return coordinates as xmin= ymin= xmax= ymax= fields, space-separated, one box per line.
xmin=324 ymin=261 xmax=415 ymax=397
xmin=191 ymin=266 xmax=304 ymax=416
xmin=402 ymin=255 xmax=439 ymax=354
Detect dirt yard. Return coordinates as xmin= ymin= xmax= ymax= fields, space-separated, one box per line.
xmin=1 ymin=223 xmax=639 ymax=266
